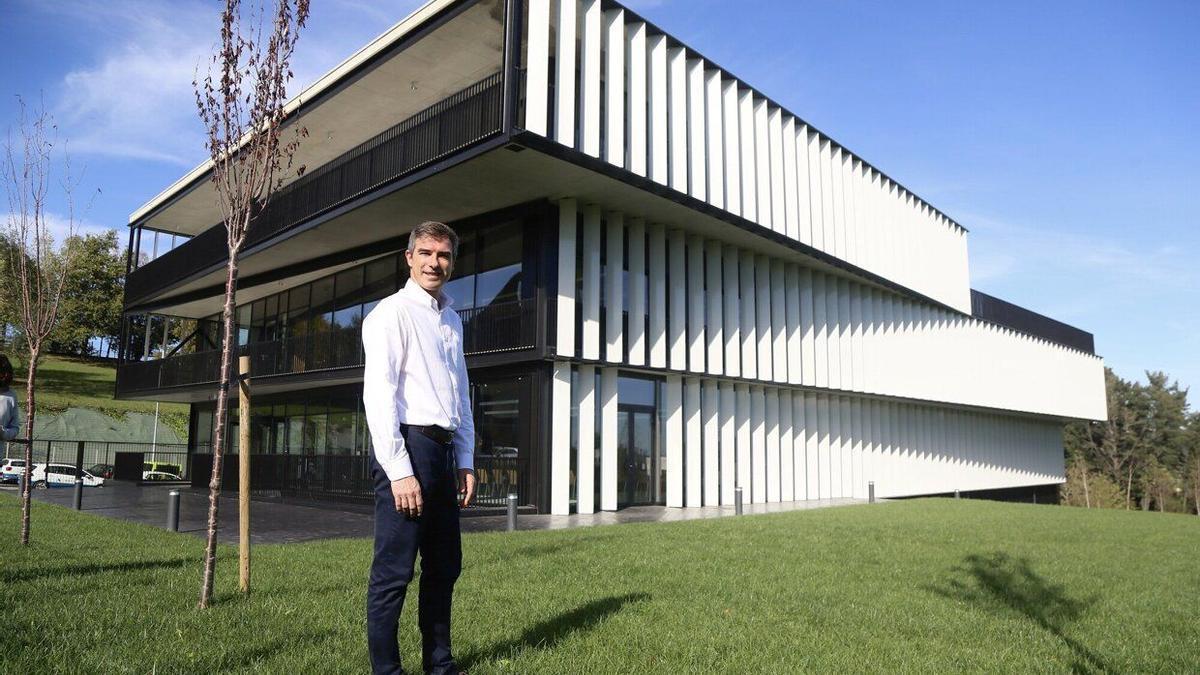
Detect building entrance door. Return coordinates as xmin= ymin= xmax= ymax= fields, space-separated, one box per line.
xmin=617 ymin=404 xmax=659 ymax=507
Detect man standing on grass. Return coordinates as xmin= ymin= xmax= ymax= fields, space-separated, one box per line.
xmin=362 ymin=221 xmax=476 ymax=675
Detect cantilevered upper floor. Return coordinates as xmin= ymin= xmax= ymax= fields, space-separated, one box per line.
xmin=125 ymin=0 xmax=967 ymax=315
xmin=117 ymin=0 xmax=1103 ymax=421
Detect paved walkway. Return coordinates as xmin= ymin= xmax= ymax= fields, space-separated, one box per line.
xmin=9 ymin=481 xmax=863 ymax=544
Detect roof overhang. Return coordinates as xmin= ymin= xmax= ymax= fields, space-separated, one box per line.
xmin=131 ymin=0 xmax=503 ymax=236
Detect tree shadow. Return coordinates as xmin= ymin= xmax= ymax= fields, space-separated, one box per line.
xmin=204 ymin=629 xmax=337 ymax=671
xmin=460 ymin=592 xmax=649 ymax=669
xmin=927 ymin=552 xmax=1110 ymax=674
xmin=0 ymin=557 xmax=192 ymax=584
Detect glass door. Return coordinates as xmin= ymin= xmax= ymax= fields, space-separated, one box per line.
xmin=617 ymin=404 xmax=659 ymax=507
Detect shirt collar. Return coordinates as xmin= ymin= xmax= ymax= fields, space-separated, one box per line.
xmin=401 ymin=279 xmax=454 ymax=312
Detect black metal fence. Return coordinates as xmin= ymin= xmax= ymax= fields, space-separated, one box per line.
xmin=189 ymin=452 xmax=528 ymax=508
xmin=6 ymin=438 xmax=526 ymax=506
xmin=459 ymin=301 xmax=538 ymax=355
xmin=117 ymin=298 xmax=538 ymax=395
xmin=126 ymin=71 xmax=505 ymax=303
xmin=244 ymin=326 xmax=365 ymax=378
xmin=4 ymin=440 xmax=190 ymax=479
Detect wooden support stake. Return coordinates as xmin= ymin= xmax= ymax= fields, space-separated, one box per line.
xmin=238 ymin=355 xmax=251 ymax=595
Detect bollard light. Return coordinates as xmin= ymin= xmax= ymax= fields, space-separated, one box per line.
xmin=506 ymin=493 xmax=518 ymax=532
xmin=734 ymin=486 xmax=744 ymax=516
xmin=73 ymin=439 xmax=85 ymax=511
xmin=167 ymin=490 xmax=180 ymax=532
xmin=868 ymin=481 xmax=875 ymax=504
xmin=954 ymin=489 xmax=960 ymax=500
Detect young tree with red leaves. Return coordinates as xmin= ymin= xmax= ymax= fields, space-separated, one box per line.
xmin=193 ymin=0 xmax=309 ymax=609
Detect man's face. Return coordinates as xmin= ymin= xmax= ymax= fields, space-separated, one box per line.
xmin=405 ymin=235 xmax=455 ymax=294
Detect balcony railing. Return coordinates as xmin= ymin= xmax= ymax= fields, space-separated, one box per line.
xmin=126 ymin=71 xmax=505 ymax=304
xmin=116 ymin=298 xmax=538 ymax=395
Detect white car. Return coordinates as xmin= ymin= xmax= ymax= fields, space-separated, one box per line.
xmin=142 ymin=470 xmax=183 ymax=481
xmin=1 ymin=457 xmax=28 ymax=483
xmin=29 ymin=463 xmax=106 ymax=488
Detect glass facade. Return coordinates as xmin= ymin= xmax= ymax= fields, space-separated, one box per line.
xmin=192 ymin=214 xmax=528 ymax=353
xmin=191 ymin=371 xmax=535 ymax=504
xmin=183 ymin=204 xmax=547 ymax=504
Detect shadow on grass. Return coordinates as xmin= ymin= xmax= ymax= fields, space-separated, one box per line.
xmin=928 ymin=552 xmax=1109 ymax=674
xmin=205 ymin=629 xmax=338 ymax=671
xmin=460 ymin=592 xmax=649 ymax=669
xmin=0 ymin=557 xmax=192 ymax=584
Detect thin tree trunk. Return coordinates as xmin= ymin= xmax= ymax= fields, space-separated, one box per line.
xmin=1082 ymin=465 xmax=1091 ymax=509
xmin=18 ymin=349 xmax=38 ymax=546
xmin=198 ymin=255 xmax=240 ymax=609
xmin=1125 ymin=465 xmax=1134 ymax=510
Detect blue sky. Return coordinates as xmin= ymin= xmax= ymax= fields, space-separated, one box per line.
xmin=1 ymin=0 xmax=1196 ymax=400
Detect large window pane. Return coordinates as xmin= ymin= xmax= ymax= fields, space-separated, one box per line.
xmin=196 ymin=408 xmax=214 ymax=448
xmin=444 ymin=228 xmax=476 ymax=308
xmin=328 ymin=411 xmax=356 ymax=455
xmin=363 ymin=255 xmax=399 ymax=304
xmin=237 ymin=304 xmax=251 ymax=346
xmin=475 ymin=377 xmax=523 ymax=457
xmin=335 ymin=266 xmax=365 ymax=309
xmin=332 ymin=305 xmax=362 ymax=330
xmin=310 ymin=277 xmax=335 ymax=333
xmin=475 ymin=263 xmax=520 ymax=308
xmin=474 ymin=221 xmax=522 ymax=308
xmin=618 ymin=375 xmax=657 ymax=407
xmin=286 ymin=285 xmax=310 ymax=336
xmin=443 ymin=275 xmax=475 ymax=309
xmin=304 ymin=414 xmax=328 ymax=454
xmin=479 ymin=221 xmax=521 ymax=270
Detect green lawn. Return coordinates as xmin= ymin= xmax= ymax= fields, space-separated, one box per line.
xmin=1 ymin=496 xmax=1197 ymax=673
xmin=12 ymin=354 xmax=187 ymax=417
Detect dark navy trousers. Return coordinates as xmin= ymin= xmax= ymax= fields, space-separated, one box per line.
xmin=367 ymin=426 xmax=462 ymax=675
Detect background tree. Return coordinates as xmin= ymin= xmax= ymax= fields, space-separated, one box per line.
xmin=193 ymin=0 xmax=309 ymax=609
xmin=48 ymin=230 xmax=124 ymax=355
xmin=1065 ymin=369 xmax=1143 ymax=508
xmin=1138 ymin=457 xmax=1178 ymax=513
xmin=1183 ymin=416 xmax=1200 ymax=515
xmin=0 ymin=233 xmax=31 ymax=349
xmin=1060 ymin=457 xmax=1125 ymax=509
xmin=1065 ymin=367 xmax=1194 ymax=512
xmin=2 ymin=100 xmax=84 ymax=545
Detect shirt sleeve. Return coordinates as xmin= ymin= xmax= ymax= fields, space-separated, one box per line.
xmin=451 ymin=321 xmax=475 ymax=472
xmin=361 ymin=306 xmax=414 ymax=481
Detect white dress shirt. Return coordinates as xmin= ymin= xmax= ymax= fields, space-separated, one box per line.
xmin=362 ymin=280 xmax=475 ymax=481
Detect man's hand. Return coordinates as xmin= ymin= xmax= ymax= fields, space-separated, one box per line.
xmin=391 ymin=476 xmax=423 ymax=518
xmin=457 ymin=468 xmax=476 ymax=508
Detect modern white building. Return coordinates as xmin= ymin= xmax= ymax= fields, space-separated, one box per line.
xmin=116 ymin=0 xmax=1107 ymax=514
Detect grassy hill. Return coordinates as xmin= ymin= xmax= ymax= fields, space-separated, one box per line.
xmin=7 ymin=354 xmax=189 ymax=440
xmin=1 ymin=497 xmax=1196 ymax=672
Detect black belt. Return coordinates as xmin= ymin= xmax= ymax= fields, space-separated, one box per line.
xmin=406 ymin=424 xmax=455 ymax=446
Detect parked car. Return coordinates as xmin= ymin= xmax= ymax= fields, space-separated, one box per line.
xmin=142 ymin=461 xmax=183 ymax=476
xmin=88 ymin=463 xmax=115 ymax=479
xmin=142 ymin=470 xmax=183 ymax=481
xmin=29 ymin=463 xmax=105 ymax=488
xmin=1 ymin=457 xmax=27 ymax=484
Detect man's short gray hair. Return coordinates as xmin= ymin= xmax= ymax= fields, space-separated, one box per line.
xmin=407 ymin=221 xmax=459 ymax=259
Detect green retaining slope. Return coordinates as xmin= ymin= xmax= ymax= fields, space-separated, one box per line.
xmin=31 ymin=407 xmax=184 ymax=444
